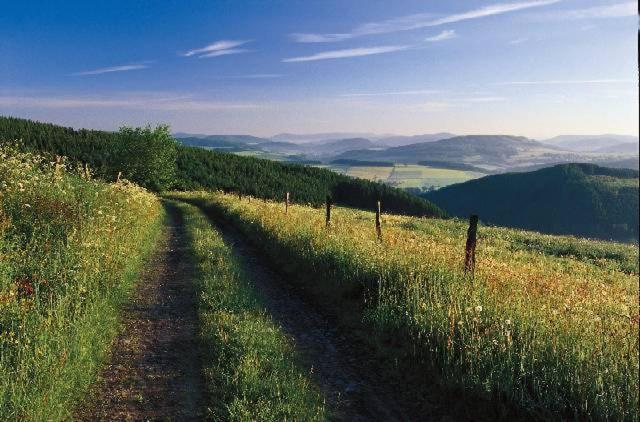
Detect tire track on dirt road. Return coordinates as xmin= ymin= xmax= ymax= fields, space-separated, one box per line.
xmin=78 ymin=202 xmax=205 ymax=421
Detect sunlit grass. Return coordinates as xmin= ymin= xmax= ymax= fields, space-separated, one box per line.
xmin=0 ymin=146 xmax=162 ymax=420
xmin=175 ymin=191 xmax=638 ymax=420
xmin=172 ymin=199 xmax=327 ymax=421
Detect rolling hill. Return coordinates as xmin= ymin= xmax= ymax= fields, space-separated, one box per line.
xmin=375 ymin=132 xmax=456 ymax=147
xmin=335 ymin=135 xmax=573 ymax=171
xmin=424 ymin=163 xmax=639 ymax=242
xmin=0 ymin=115 xmax=445 ymax=218
xmin=542 ymin=134 xmax=639 ymax=152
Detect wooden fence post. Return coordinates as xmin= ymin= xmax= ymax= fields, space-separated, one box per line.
xmin=285 ymin=192 xmax=290 ymax=214
xmin=325 ymin=195 xmax=332 ymax=227
xmin=116 ymin=171 xmax=122 ymax=184
xmin=53 ymin=155 xmax=61 ymax=181
xmin=375 ymin=200 xmax=382 ymax=241
xmin=464 ymin=214 xmax=479 ymax=276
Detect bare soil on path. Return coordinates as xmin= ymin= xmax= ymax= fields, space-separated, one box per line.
xmin=78 ymin=203 xmax=205 ymax=421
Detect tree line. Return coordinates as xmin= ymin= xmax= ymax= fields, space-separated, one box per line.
xmin=0 ymin=116 xmax=445 ymax=218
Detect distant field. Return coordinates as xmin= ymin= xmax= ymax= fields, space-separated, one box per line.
xmin=229 ymin=150 xmax=482 ymax=190
xmin=326 ymin=163 xmax=483 ymax=189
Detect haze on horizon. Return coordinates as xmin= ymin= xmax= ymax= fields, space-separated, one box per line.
xmin=0 ymin=0 xmax=637 ymax=139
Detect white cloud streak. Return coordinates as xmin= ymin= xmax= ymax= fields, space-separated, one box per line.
xmin=0 ymin=94 xmax=260 ymax=111
xmin=283 ymin=45 xmax=411 ymax=62
xmin=198 ymin=48 xmax=251 ymax=58
xmin=72 ymin=64 xmax=149 ymax=76
xmin=497 ymin=79 xmax=635 ymax=85
xmin=230 ymin=74 xmax=283 ymax=79
xmin=425 ymin=29 xmax=457 ymax=42
xmin=182 ymin=40 xmax=252 ymax=58
xmin=341 ymin=89 xmax=441 ymax=97
xmin=290 ymin=0 xmax=559 ymax=42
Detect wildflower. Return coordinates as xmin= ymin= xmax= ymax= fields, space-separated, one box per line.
xmin=505 ymin=319 xmax=511 ymax=325
xmin=475 ymin=305 xmax=483 ymax=313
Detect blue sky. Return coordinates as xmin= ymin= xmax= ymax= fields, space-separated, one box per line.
xmin=0 ymin=0 xmax=636 ymax=138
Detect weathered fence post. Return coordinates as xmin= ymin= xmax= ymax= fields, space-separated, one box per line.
xmin=325 ymin=195 xmax=332 ymax=227
xmin=375 ymin=200 xmax=382 ymax=241
xmin=53 ymin=155 xmax=62 ymax=181
xmin=285 ymin=191 xmax=290 ymax=214
xmin=464 ymin=214 xmax=479 ymax=276
xmin=116 ymin=171 xmax=122 ymax=184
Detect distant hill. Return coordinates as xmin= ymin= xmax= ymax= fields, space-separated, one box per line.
xmin=542 ymin=134 xmax=639 ymax=152
xmin=0 ymin=115 xmax=445 ymax=219
xmin=336 ymin=135 xmax=570 ymax=171
xmin=270 ymin=132 xmax=381 ymax=143
xmin=375 ymin=133 xmax=455 ymax=147
xmin=594 ymin=142 xmax=638 ymax=154
xmin=425 ymin=163 xmax=639 ymax=242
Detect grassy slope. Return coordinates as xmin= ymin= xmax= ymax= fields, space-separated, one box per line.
xmin=170 ymin=199 xmax=327 ymax=420
xmin=176 ymin=191 xmax=638 ymax=421
xmin=0 ymin=147 xmax=162 ymax=420
xmin=426 ymin=163 xmax=639 ymax=243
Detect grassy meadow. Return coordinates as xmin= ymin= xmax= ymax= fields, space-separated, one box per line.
xmin=326 ymin=163 xmax=483 ymax=190
xmin=0 ymin=146 xmax=162 ymax=420
xmin=171 ymin=199 xmax=327 ymax=420
xmin=176 ymin=191 xmax=639 ymax=420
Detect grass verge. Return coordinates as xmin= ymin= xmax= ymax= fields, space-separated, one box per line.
xmin=0 ymin=146 xmax=162 ymax=420
xmin=174 ymin=191 xmax=638 ymax=421
xmin=169 ymin=199 xmax=327 ymax=421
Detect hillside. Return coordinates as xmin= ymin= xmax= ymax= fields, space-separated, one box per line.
xmin=336 ymin=135 xmax=571 ymax=171
xmin=375 ymin=132 xmax=456 ymax=147
xmin=425 ymin=163 xmax=639 ymax=242
xmin=0 ymin=116 xmax=445 ymax=218
xmin=542 ymin=134 xmax=639 ymax=151
xmin=175 ymin=146 xmax=445 ymax=217
xmin=176 ymin=191 xmax=638 ymax=420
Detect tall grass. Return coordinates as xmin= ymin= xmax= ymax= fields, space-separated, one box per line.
xmin=177 ymin=191 xmax=638 ymax=421
xmin=171 ymin=199 xmax=327 ymax=420
xmin=0 ymin=146 xmax=162 ymax=420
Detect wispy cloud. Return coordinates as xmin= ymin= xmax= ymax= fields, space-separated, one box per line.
xmin=425 ymin=29 xmax=457 ymax=42
xmin=283 ymin=45 xmax=411 ymax=62
xmin=497 ymin=79 xmax=635 ymax=85
xmin=341 ymin=89 xmax=440 ymax=97
xmin=198 ymin=48 xmax=251 ymax=58
xmin=0 ymin=93 xmax=260 ymax=111
xmin=543 ymin=2 xmax=635 ymax=19
xmin=72 ymin=64 xmax=149 ymax=76
xmin=231 ymin=74 xmax=283 ymax=79
xmin=182 ymin=40 xmax=252 ymax=58
xmin=290 ymin=0 xmax=559 ymax=42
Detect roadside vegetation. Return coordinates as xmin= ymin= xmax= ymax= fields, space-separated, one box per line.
xmin=171 ymin=199 xmax=327 ymax=420
xmin=0 ymin=146 xmax=162 ymax=419
xmin=176 ymin=191 xmax=638 ymax=421
xmin=1 ymin=116 xmax=445 ymax=218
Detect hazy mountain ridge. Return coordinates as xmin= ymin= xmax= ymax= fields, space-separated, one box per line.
xmin=542 ymin=134 xmax=639 ymax=152
xmin=334 ymin=135 xmax=573 ymax=170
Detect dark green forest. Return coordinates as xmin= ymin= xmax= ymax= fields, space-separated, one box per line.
xmin=175 ymin=146 xmax=445 ymax=215
xmin=425 ymin=163 xmax=639 ymax=242
xmin=0 ymin=116 xmax=445 ymax=217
